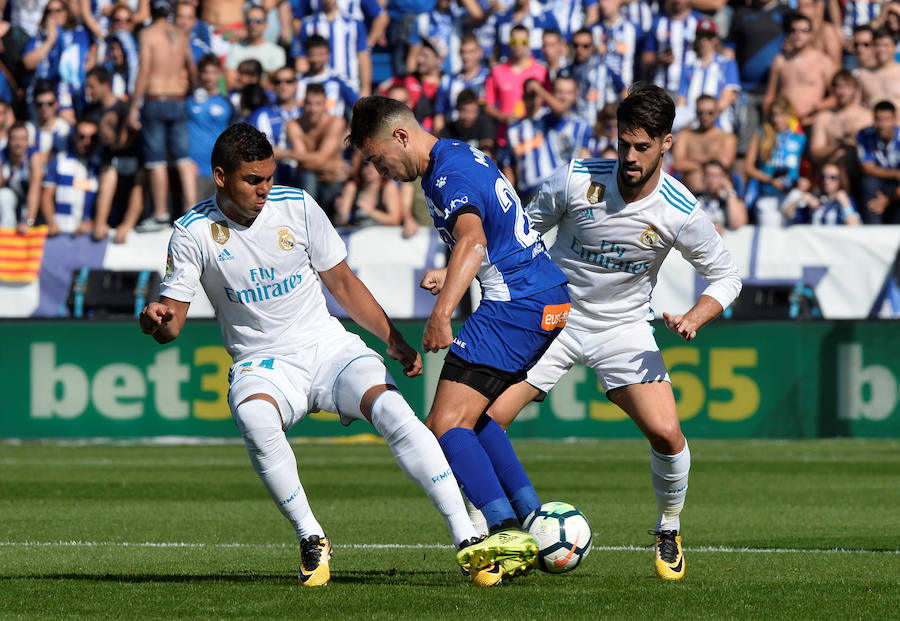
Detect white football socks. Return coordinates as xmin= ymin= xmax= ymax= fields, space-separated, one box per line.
xmin=370 ymin=389 xmax=478 ymax=547
xmin=234 ymin=398 xmax=325 ymax=542
xmin=650 ymin=441 xmax=691 ymax=532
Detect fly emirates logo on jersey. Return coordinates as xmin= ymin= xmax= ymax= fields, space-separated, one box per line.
xmin=223 ymin=267 xmax=303 ymax=305
xmin=569 ymin=237 xmax=650 ymax=275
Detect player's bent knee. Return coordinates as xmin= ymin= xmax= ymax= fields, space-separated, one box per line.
xmin=333 ymin=355 xmax=395 ymax=423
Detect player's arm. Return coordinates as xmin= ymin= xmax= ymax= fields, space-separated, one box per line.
xmin=139 ymin=296 xmax=190 ymax=344
xmin=665 ymin=209 xmax=742 ymax=341
xmin=422 ymin=212 xmax=485 ymax=353
xmin=319 ymin=260 xmax=422 ymax=377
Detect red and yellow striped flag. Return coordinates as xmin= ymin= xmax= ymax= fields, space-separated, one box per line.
xmin=0 ymin=226 xmax=49 ymax=283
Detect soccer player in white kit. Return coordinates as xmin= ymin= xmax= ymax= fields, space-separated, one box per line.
xmin=138 ymin=123 xmax=480 ymax=587
xmin=488 ymin=83 xmax=743 ymax=581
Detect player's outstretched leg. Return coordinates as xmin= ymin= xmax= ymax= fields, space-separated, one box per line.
xmin=233 ymin=396 xmax=330 ymax=586
xmin=473 ymin=413 xmax=541 ymax=521
xmin=650 ymin=442 xmax=690 ymax=580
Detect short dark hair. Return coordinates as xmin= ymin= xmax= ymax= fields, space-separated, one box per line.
xmin=239 ymin=83 xmax=268 ymax=113
xmin=831 ymin=68 xmax=858 ymax=89
xmin=86 ymin=66 xmax=111 ymax=84
xmin=696 ymin=94 xmax=716 ymax=106
xmin=616 ymin=82 xmax=676 ymax=139
xmin=33 ymin=79 xmax=57 ymax=101
xmin=456 ymin=88 xmax=479 ymax=108
xmin=347 ymin=95 xmax=415 ymax=149
xmin=702 ymin=159 xmax=727 ymax=173
xmin=197 ymin=53 xmax=221 ymax=73
xmin=874 ymin=100 xmax=897 ymax=115
xmin=510 ymin=24 xmax=529 ymax=38
xmin=210 ymin=122 xmax=274 ymax=173
xmin=305 ymin=82 xmax=326 ymax=98
xmin=305 ymin=33 xmax=330 ymax=51
xmin=873 ymin=26 xmax=895 ymax=41
xmin=783 ymin=12 xmax=811 ymax=34
xmin=237 ymin=58 xmax=263 ymax=77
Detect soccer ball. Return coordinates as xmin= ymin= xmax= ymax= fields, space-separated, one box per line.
xmin=522 ymin=501 xmax=593 ymax=573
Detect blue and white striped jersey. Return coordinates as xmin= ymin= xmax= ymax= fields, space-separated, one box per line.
xmin=417 ymin=6 xmax=467 ymax=74
xmin=25 ymin=118 xmax=71 ymax=155
xmin=248 ymin=104 xmax=303 ymax=184
xmin=494 ymin=5 xmax=561 ymax=61
xmin=421 ymin=139 xmax=566 ymax=301
xmin=527 ymin=158 xmax=741 ymax=329
xmin=843 ymin=0 xmax=883 ymax=39
xmin=678 ymin=53 xmax=741 ymax=133
xmin=42 ymin=148 xmax=100 ymax=233
xmin=646 ymin=11 xmax=702 ymax=93
xmin=297 ymin=69 xmax=359 ymax=119
xmin=561 ymin=55 xmax=625 ymax=125
xmin=295 ymin=11 xmax=368 ymax=90
xmin=541 ymin=0 xmax=598 ymax=41
xmin=162 ymin=186 xmax=348 ymax=362
xmin=503 ymin=109 xmax=591 ymax=196
xmin=292 ymin=0 xmax=384 ymax=22
xmin=592 ymin=14 xmax=639 ymax=87
xmin=857 ymin=125 xmax=900 ymax=169
xmin=434 ymin=67 xmax=490 ymax=119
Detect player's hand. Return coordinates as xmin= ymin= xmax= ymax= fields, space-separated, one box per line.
xmin=422 ymin=313 xmax=453 ymax=353
xmin=419 ymin=268 xmax=447 ymax=295
xmin=663 ymin=312 xmax=697 ymax=342
xmin=139 ymin=302 xmax=175 ymax=335
xmin=387 ymin=338 xmax=423 ymax=377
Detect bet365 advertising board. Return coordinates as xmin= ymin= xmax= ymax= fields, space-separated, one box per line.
xmin=1 ymin=320 xmax=898 ymax=439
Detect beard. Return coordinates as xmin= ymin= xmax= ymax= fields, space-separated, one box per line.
xmin=619 ymin=150 xmax=663 ymax=188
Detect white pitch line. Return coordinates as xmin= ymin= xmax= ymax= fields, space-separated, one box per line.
xmin=0 ymin=541 xmax=897 ymax=555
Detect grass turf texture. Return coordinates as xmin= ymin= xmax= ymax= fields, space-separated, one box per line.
xmin=1 ymin=439 xmax=898 ymax=620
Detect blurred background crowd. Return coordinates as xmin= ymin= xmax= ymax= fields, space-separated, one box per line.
xmin=2 ymin=0 xmax=900 ymax=245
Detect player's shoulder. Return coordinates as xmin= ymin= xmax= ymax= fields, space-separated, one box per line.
xmin=266 ymin=185 xmax=307 ymax=204
xmin=658 ymin=172 xmax=698 ymax=217
xmin=175 ymin=197 xmax=219 ymax=231
xmin=571 ymin=157 xmax=617 ymax=181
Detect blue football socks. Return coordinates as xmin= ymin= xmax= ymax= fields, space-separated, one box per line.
xmin=474 ymin=414 xmax=541 ymax=520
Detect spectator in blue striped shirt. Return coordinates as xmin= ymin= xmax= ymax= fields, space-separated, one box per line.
xmin=297 ymin=34 xmax=359 ymax=121
xmin=562 ymin=28 xmax=626 ymax=131
xmin=858 ymin=99 xmax=900 ymax=223
xmin=495 ymin=0 xmax=561 ymax=61
xmin=643 ymin=0 xmax=701 ymax=98
xmin=592 ymin=0 xmax=639 ymax=87
xmin=40 ymin=119 xmax=102 ymax=236
xmin=542 ymin=0 xmax=599 ymax=41
xmin=433 ymin=33 xmax=490 ymax=135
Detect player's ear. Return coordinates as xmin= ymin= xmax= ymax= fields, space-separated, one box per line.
xmin=213 ymin=166 xmax=227 ymax=189
xmin=661 ymin=133 xmax=674 ymax=153
xmin=392 ymin=126 xmax=410 ymax=147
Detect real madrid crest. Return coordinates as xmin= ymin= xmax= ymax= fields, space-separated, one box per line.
xmin=210 ymin=220 xmax=230 ymax=245
xmin=278 ymin=227 xmax=296 ymax=251
xmin=586 ymin=182 xmax=605 ymax=205
xmin=641 ymin=224 xmax=659 ymax=246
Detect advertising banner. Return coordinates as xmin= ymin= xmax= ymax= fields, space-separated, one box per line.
xmin=2 ymin=320 xmax=898 ymax=439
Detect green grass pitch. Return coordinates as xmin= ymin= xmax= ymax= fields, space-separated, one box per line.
xmin=2 ymin=439 xmax=898 ymax=620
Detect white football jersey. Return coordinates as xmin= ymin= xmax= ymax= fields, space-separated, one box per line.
xmin=160 ymin=186 xmax=347 ymax=361
xmin=527 ymin=158 xmax=742 ymax=330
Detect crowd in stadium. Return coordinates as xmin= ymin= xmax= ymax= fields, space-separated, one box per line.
xmin=1 ymin=0 xmax=900 ymax=245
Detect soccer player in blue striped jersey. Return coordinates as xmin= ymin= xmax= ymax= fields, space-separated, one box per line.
xmin=140 ymin=123 xmax=483 ymax=587
xmin=349 ymin=96 xmax=571 ymax=585
xmin=488 ymin=84 xmax=743 ymax=582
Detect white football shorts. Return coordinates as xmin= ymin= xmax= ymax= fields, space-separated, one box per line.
xmin=227 ymin=328 xmax=390 ymax=430
xmin=525 ymin=320 xmax=670 ymax=393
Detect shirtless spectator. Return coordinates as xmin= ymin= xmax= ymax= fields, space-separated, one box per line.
xmin=858 ymin=28 xmax=900 ymax=111
xmin=672 ymin=95 xmax=737 ymax=194
xmin=763 ymin=12 xmax=836 ymax=128
xmin=224 ymin=5 xmax=286 ymax=89
xmin=202 ymin=0 xmax=245 ymax=58
xmin=796 ymin=0 xmax=843 ymax=66
xmin=130 ymin=0 xmax=198 ymax=231
xmin=850 ymin=25 xmax=877 ymax=72
xmin=288 ymin=83 xmax=349 ymax=220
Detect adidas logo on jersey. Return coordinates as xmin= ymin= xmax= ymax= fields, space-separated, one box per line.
xmin=217 ymin=248 xmax=235 ymax=262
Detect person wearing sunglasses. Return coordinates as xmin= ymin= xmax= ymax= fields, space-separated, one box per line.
xmin=24 ymin=79 xmax=70 ymax=156
xmin=561 ymin=28 xmax=625 ymax=134
xmin=225 ymin=5 xmax=286 ymax=90
xmin=763 ymin=12 xmax=836 ymax=129
xmin=795 ymin=0 xmax=842 ymax=66
xmin=849 ymin=25 xmax=877 ymax=71
xmin=39 ymin=119 xmax=102 ymax=237
xmin=494 ymin=0 xmax=560 ymax=63
xmin=781 ymin=162 xmax=861 ymax=225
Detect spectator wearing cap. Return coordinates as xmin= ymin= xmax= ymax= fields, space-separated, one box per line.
xmin=591 ymin=0 xmax=638 ymax=88
xmin=676 ymin=17 xmax=741 ymax=134
xmin=224 ymin=5 xmax=286 ymax=90
xmin=378 ymin=36 xmax=445 ymax=133
xmin=129 ymin=0 xmax=198 ymax=231
xmin=494 ymin=0 xmax=560 ymax=62
xmin=484 ymin=24 xmax=552 ymax=145
xmin=857 ymin=100 xmax=900 ymax=224
xmin=296 ymin=34 xmax=359 ymax=121
xmin=432 ymin=33 xmax=489 ymax=136
xmin=763 ymin=12 xmax=836 ymax=128
xmin=293 ymin=0 xmax=372 ymax=97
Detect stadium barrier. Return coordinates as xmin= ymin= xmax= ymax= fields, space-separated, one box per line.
xmin=2 ymin=319 xmax=898 ymax=439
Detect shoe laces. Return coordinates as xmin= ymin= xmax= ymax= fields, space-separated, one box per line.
xmin=457 ymin=535 xmax=486 ymax=550
xmin=301 ymin=535 xmax=325 ymax=568
xmin=650 ymin=529 xmax=679 ymax=563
